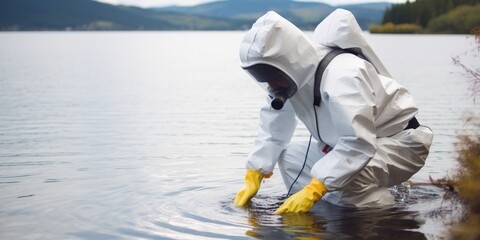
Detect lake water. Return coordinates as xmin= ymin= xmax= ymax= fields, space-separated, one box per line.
xmin=0 ymin=31 xmax=478 ymax=239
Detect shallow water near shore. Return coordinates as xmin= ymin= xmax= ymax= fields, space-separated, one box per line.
xmin=0 ymin=31 xmax=478 ymax=239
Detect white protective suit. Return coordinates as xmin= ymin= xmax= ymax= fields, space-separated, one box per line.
xmin=240 ymin=9 xmax=434 ymax=208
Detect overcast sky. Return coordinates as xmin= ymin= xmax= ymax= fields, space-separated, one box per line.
xmin=96 ymin=0 xmax=408 ymax=8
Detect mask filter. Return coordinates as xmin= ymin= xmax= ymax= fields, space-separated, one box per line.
xmin=271 ymin=97 xmax=284 ymax=110
xmin=270 ymin=90 xmax=286 ymax=110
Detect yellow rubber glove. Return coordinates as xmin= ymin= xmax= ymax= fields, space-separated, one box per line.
xmin=234 ymin=170 xmax=271 ymax=206
xmin=274 ymin=178 xmax=328 ymax=214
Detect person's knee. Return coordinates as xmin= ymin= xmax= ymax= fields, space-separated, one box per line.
xmin=325 ymin=183 xmax=394 ymax=208
xmin=278 ymin=149 xmax=300 ymax=180
xmin=278 ymin=143 xmax=313 ymax=191
xmin=278 ymin=143 xmax=306 ymax=171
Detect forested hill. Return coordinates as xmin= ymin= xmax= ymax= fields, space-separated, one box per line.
xmin=154 ymin=0 xmax=392 ymax=30
xmin=0 ymin=0 xmax=391 ymax=31
xmin=0 ymin=0 xmax=248 ymax=30
xmin=371 ymin=0 xmax=480 ymax=33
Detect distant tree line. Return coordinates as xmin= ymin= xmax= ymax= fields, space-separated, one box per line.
xmin=383 ymin=0 xmax=479 ymax=27
xmin=371 ymin=0 xmax=480 ymax=33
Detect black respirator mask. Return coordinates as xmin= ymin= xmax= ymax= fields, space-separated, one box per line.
xmin=243 ymin=64 xmax=297 ymax=110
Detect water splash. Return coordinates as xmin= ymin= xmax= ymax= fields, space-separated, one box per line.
xmin=391 ymin=181 xmax=412 ymax=204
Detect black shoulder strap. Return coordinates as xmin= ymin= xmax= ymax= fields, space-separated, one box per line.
xmin=313 ymin=48 xmax=351 ymax=106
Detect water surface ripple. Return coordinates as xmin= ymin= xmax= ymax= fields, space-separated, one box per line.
xmin=0 ymin=32 xmax=478 ymax=239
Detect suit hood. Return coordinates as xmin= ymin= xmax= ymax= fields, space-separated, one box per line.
xmin=240 ymin=11 xmax=320 ymax=92
xmin=313 ymin=9 xmax=392 ymax=77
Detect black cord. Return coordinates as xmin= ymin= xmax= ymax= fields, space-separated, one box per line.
xmin=286 ymin=134 xmax=312 ymax=197
xmin=286 ymin=102 xmax=322 ymax=197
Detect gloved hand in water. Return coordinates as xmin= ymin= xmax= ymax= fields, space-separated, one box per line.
xmin=234 ymin=170 xmax=272 ymax=206
xmin=275 ymin=178 xmax=328 ymax=214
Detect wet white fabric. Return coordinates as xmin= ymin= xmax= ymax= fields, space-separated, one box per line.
xmin=279 ymin=126 xmax=433 ymax=208
xmin=240 ymin=10 xmax=434 ymax=207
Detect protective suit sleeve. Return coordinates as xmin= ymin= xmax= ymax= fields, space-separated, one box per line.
xmin=247 ymin=96 xmax=297 ymax=175
xmin=311 ymin=54 xmax=378 ymax=191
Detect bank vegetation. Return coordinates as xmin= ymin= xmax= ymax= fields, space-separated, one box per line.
xmin=447 ymin=27 xmax=480 ymax=239
xmin=369 ymin=0 xmax=480 ymax=34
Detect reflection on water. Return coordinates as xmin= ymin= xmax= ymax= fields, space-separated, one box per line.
xmin=246 ymin=205 xmax=427 ymax=240
xmin=229 ymin=182 xmax=446 ymax=240
xmin=0 ymin=32 xmax=477 ymax=239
